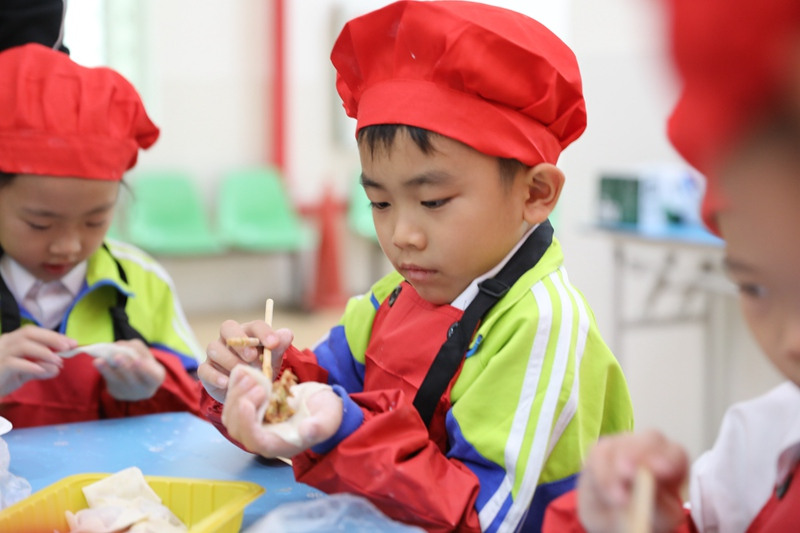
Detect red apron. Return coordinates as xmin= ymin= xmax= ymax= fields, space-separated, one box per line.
xmin=746 ymin=460 xmax=800 ymax=532
xmin=287 ymin=281 xmax=483 ymax=532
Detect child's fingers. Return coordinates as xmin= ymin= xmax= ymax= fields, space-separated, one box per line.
xmin=636 ymin=430 xmax=690 ymax=488
xmin=585 ymin=437 xmax=637 ymax=506
xmin=228 ymin=366 xmax=268 ymax=401
xmin=23 ymin=344 xmax=65 ymax=368
xmin=0 ymin=327 xmax=71 ymax=368
xmin=197 ymin=359 xmax=229 ymax=389
xmin=223 ymin=321 xmax=294 ymax=359
xmin=16 ymin=324 xmax=77 ymax=352
xmin=263 ymin=327 xmax=294 ymax=353
xmin=3 ymin=356 xmax=61 ymax=379
xmin=218 ymin=320 xmax=260 ymax=363
xmin=94 ymin=353 xmax=165 ymax=401
xmin=221 ymin=383 xmax=288 ymax=455
xmin=206 ymin=338 xmax=247 ymax=372
xmin=127 ymin=356 xmax=166 ymax=388
xmin=578 ymin=431 xmax=690 ymax=533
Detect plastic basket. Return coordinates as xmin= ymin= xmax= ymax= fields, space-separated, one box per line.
xmin=0 ymin=473 xmax=264 ymax=533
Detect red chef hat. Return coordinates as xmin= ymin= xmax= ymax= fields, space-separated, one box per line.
xmin=331 ymin=0 xmax=587 ymax=167
xmin=666 ymin=0 xmax=800 ymax=234
xmin=0 ymin=43 xmax=159 ymax=181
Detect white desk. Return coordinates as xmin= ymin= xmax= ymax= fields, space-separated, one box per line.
xmin=597 ymin=223 xmax=737 ymax=447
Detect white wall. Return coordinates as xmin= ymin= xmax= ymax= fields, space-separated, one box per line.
xmin=102 ymin=0 xmax=273 ymax=204
xmin=75 ymin=0 xmax=783 ymax=460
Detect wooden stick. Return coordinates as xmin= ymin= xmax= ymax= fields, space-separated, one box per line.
xmin=625 ymin=466 xmax=655 ymax=533
xmin=263 ymin=298 xmax=274 ymax=379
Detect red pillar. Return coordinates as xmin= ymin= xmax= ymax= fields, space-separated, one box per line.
xmin=270 ymin=0 xmax=286 ymax=172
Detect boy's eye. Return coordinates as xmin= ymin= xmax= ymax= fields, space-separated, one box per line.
xmin=369 ymin=201 xmax=390 ymax=210
xmin=421 ymin=198 xmax=450 ymax=208
xmin=86 ymin=219 xmax=109 ymax=229
xmin=26 ymin=221 xmax=50 ymax=231
xmin=738 ymin=282 xmax=768 ymax=299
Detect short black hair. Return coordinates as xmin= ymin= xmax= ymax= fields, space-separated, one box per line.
xmin=0 ymin=171 xmax=16 ymax=189
xmin=357 ymin=124 xmax=525 ymax=183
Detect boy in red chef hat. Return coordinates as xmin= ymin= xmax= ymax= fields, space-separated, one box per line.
xmin=199 ymin=2 xmax=633 ymax=531
xmin=0 ymin=44 xmax=203 ymax=427
xmin=543 ymin=0 xmax=800 ymax=532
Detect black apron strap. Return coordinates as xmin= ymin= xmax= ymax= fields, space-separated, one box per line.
xmin=0 ymin=244 xmax=147 ymax=343
xmin=0 ymin=250 xmax=21 ymax=333
xmin=413 ymin=220 xmax=554 ymax=427
xmin=103 ymin=244 xmax=148 ymax=344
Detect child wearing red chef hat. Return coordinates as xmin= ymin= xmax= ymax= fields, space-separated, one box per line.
xmin=542 ymin=0 xmax=800 ymax=532
xmin=0 ymin=44 xmax=203 ymax=428
xmin=199 ymin=2 xmax=633 ymax=531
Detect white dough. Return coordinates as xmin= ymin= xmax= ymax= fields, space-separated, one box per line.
xmin=56 ymin=343 xmax=139 ymax=361
xmin=232 ymin=365 xmax=332 ymax=447
xmin=82 ymin=467 xmax=160 ymax=508
xmin=65 ymin=467 xmax=187 ymax=533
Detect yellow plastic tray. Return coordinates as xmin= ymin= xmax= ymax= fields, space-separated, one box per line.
xmin=0 ymin=473 xmax=264 ymax=533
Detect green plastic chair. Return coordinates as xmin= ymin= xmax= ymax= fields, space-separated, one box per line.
xmin=347 ymin=177 xmax=378 ymax=241
xmin=217 ymin=167 xmax=315 ymax=252
xmin=126 ymin=170 xmax=223 ymax=255
xmin=105 ymin=214 xmax=125 ymax=241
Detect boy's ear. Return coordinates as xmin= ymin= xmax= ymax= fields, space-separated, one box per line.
xmin=520 ymin=163 xmax=565 ymax=225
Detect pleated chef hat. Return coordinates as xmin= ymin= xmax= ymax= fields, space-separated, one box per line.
xmin=331 ymin=0 xmax=587 ymax=166
xmin=0 ymin=43 xmax=159 ymax=181
xmin=667 ymin=0 xmax=800 ymax=234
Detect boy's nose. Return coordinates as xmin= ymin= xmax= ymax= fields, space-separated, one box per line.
xmin=391 ymin=216 xmax=425 ymax=250
xmin=779 ymin=310 xmax=800 ymax=359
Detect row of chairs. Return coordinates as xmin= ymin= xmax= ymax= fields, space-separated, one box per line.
xmin=113 ymin=167 xmax=317 ymax=257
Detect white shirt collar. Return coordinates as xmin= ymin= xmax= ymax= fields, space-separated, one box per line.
xmin=0 ymin=255 xmax=87 ymax=301
xmin=0 ymin=255 xmax=37 ymax=305
xmin=774 ymin=383 xmax=800 ymax=485
xmin=60 ymin=260 xmax=88 ymax=297
xmin=450 ymin=223 xmax=540 ymax=311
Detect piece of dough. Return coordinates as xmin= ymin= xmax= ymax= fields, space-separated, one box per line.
xmin=225 ymin=336 xmax=262 ymax=348
xmin=232 ymin=365 xmax=331 ymax=447
xmin=82 ymin=467 xmax=159 ymax=508
xmin=66 ymin=467 xmax=186 ymax=533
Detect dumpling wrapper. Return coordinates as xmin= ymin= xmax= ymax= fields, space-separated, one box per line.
xmin=66 ymin=467 xmax=186 ymax=533
xmin=0 ymin=416 xmax=12 ymax=436
xmin=66 ymin=502 xmax=186 ymax=533
xmin=56 ymin=343 xmax=139 ymax=361
xmin=65 ymin=504 xmax=146 ymax=533
xmin=232 ymin=365 xmax=331 ymax=447
xmin=82 ymin=467 xmax=159 ymax=508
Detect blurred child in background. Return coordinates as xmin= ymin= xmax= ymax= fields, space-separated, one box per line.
xmin=543 ymin=0 xmax=800 ymax=531
xmin=199 ymin=2 xmax=633 ymax=531
xmin=0 ymin=43 xmax=203 ymax=427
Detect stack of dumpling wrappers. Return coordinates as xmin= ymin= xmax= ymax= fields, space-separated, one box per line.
xmin=64 ymin=467 xmax=186 ymax=533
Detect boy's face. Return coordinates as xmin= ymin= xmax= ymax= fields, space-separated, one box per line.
xmin=717 ymin=126 xmax=800 ymax=386
xmin=359 ymin=131 xmax=531 ymax=305
xmin=0 ymin=175 xmax=119 ymax=282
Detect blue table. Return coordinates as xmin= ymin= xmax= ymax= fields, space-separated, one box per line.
xmin=4 ymin=412 xmax=323 ymax=529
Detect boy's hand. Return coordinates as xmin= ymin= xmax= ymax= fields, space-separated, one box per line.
xmin=198 ymin=319 xmax=294 ymax=403
xmin=577 ymin=430 xmax=689 ymax=533
xmin=221 ymin=366 xmax=343 ymax=457
xmin=0 ymin=325 xmax=74 ymax=396
xmin=95 ymin=340 xmax=165 ymax=401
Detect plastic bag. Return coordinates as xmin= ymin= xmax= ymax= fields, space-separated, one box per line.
xmin=245 ymin=493 xmax=426 ymax=533
xmin=0 ymin=416 xmax=31 ymax=509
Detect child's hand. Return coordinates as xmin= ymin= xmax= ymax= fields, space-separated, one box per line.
xmin=221 ymin=366 xmax=343 ymax=457
xmin=198 ymin=319 xmax=294 ymax=403
xmin=95 ymin=340 xmax=166 ymax=401
xmin=577 ymin=430 xmax=689 ymax=533
xmin=0 ymin=325 xmax=74 ymax=396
